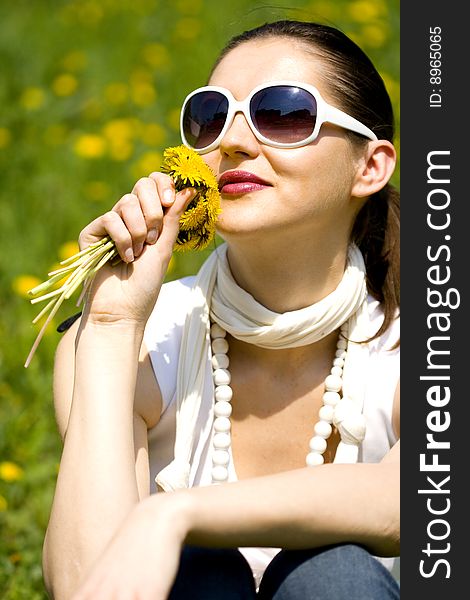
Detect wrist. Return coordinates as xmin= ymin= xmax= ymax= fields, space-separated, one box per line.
xmin=139 ymin=492 xmax=194 ymax=545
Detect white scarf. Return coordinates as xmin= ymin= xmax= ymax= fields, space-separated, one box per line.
xmin=156 ymin=243 xmax=370 ymax=492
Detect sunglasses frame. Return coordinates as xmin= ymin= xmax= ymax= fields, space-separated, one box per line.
xmin=180 ymin=80 xmax=378 ymax=154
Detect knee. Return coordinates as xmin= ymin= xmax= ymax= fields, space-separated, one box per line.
xmin=259 ymin=544 xmax=399 ymax=600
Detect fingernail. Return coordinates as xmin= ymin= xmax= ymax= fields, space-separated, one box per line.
xmin=146 ymin=228 xmax=158 ymax=243
xmin=163 ymin=189 xmax=174 ymax=204
xmin=124 ymin=248 xmax=134 ymax=262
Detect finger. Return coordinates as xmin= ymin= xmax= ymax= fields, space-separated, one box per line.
xmin=114 ymin=193 xmax=148 ymax=257
xmin=157 ymin=187 xmax=197 ymax=250
xmin=148 ymin=172 xmax=176 ymax=208
xmin=78 ymin=212 xmax=133 ymax=263
xmin=131 ymin=177 xmax=164 ymax=245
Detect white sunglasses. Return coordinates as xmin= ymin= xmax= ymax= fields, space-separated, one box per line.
xmin=180 ymin=80 xmax=377 ymax=154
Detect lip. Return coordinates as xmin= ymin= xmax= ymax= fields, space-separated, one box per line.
xmin=218 ymin=170 xmax=272 ymax=194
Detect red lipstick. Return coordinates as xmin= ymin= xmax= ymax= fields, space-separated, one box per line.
xmin=218 ymin=170 xmax=271 ymax=195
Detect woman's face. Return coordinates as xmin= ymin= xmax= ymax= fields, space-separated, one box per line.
xmin=202 ymin=38 xmax=365 ymax=243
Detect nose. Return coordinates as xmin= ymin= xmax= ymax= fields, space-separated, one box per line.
xmin=218 ymin=111 xmax=260 ymax=158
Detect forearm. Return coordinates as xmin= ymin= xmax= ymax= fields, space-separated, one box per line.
xmin=177 ymin=462 xmax=399 ymax=557
xmin=44 ymin=322 xmax=145 ymax=597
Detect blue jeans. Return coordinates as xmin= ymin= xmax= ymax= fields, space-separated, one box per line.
xmin=168 ymin=544 xmax=400 ymax=599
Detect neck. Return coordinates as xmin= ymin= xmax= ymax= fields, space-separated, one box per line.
xmin=224 ymin=233 xmax=351 ymax=314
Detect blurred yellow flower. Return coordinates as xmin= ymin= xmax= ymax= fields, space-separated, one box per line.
xmin=102 ymin=119 xmax=137 ymax=161
xmin=59 ymin=241 xmax=80 ymax=261
xmin=167 ymin=108 xmax=181 ymax=131
xmin=361 ymin=24 xmax=387 ymax=47
xmin=131 ymin=82 xmax=157 ymax=107
xmin=176 ymin=0 xmax=202 ymax=14
xmin=174 ymin=18 xmax=201 ymax=40
xmin=12 ymin=275 xmax=42 ymax=298
xmin=0 ymin=495 xmax=7 ymax=511
xmin=52 ymin=73 xmax=78 ymax=97
xmin=85 ymin=180 xmax=111 ymax=202
xmin=140 ymin=123 xmax=166 ymax=147
xmin=306 ymin=0 xmax=339 ymax=20
xmin=0 ymin=127 xmax=12 ymax=149
xmin=131 ymin=151 xmax=163 ymax=180
xmin=74 ymin=134 xmax=106 ymax=158
xmin=348 ymin=0 xmax=386 ymax=22
xmin=9 ymin=553 xmax=22 ymax=564
xmin=142 ymin=43 xmax=171 ymax=69
xmin=0 ymin=461 xmax=24 ymax=482
xmin=20 ymin=87 xmax=46 ymax=110
xmin=104 ymin=82 xmax=129 ymax=106
xmin=62 ymin=50 xmax=87 ymax=72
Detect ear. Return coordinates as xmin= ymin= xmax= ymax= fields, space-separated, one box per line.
xmin=351 ymin=140 xmax=397 ymax=198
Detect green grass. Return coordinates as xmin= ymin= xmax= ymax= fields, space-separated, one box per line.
xmin=0 ymin=0 xmax=399 ymax=596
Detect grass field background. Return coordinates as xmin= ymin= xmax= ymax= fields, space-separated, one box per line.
xmin=0 ymin=1 xmax=399 ymax=597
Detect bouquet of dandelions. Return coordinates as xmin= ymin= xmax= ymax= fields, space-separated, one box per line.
xmin=24 ymin=145 xmax=221 ymax=368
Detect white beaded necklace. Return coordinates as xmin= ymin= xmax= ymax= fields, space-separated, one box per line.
xmin=209 ymin=320 xmax=349 ymax=484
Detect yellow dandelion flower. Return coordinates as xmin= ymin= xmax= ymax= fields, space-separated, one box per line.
xmin=140 ymin=123 xmax=166 ymax=147
xmin=59 ymin=241 xmax=80 ymax=261
xmin=85 ymin=180 xmax=111 ymax=202
xmin=0 ymin=461 xmax=24 ymax=482
xmin=179 ymin=199 xmax=207 ymax=231
xmin=131 ymin=82 xmax=157 ymax=107
xmin=61 ymin=50 xmax=87 ymax=72
xmin=0 ymin=127 xmax=12 ymax=149
xmin=361 ymin=24 xmax=387 ymax=48
xmin=167 ymin=108 xmax=181 ymax=131
xmin=160 ymin=145 xmax=220 ymax=251
xmin=104 ymin=82 xmax=129 ymax=106
xmin=176 ymin=0 xmax=202 ymax=14
xmin=52 ymin=74 xmax=78 ymax=97
xmin=74 ymin=134 xmax=106 ymax=159
xmin=174 ymin=18 xmax=201 ymax=41
xmin=142 ymin=43 xmax=171 ymax=69
xmin=20 ymin=87 xmax=46 ymax=110
xmin=12 ymin=275 xmax=42 ymax=298
xmin=0 ymin=495 xmax=7 ymax=511
xmin=131 ymin=151 xmax=163 ymax=180
xmin=348 ymin=0 xmax=384 ymax=22
xmin=9 ymin=553 xmax=22 ymax=565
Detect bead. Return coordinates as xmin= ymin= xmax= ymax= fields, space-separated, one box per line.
xmin=212 ymin=353 xmax=229 ymax=369
xmin=319 ymin=404 xmax=335 ymax=423
xmin=337 ymin=338 xmax=347 ymax=349
xmin=212 ymin=449 xmax=230 ymax=466
xmin=213 ymin=368 xmax=231 ymax=386
xmin=324 ymin=374 xmax=342 ymax=392
xmin=314 ymin=420 xmax=332 ymax=438
xmin=213 ymin=432 xmax=231 ymax=449
xmin=214 ymin=416 xmax=231 ymax=433
xmin=306 ymin=452 xmax=325 ymax=466
xmin=330 ymin=366 xmax=343 ymax=377
xmin=215 ymin=384 xmax=233 ymax=402
xmin=211 ymin=465 xmax=229 ymax=482
xmin=212 ymin=338 xmax=229 ymax=354
xmin=333 ymin=357 xmax=345 ymax=367
xmin=335 ymin=349 xmax=347 ymax=359
xmin=309 ymin=435 xmax=327 ymax=453
xmin=214 ymin=400 xmax=232 ymax=418
xmin=322 ymin=391 xmax=341 ymax=406
xmin=210 ymin=323 xmax=227 ymax=339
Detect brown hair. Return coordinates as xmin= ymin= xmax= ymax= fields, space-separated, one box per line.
xmin=214 ymin=20 xmax=400 ymax=341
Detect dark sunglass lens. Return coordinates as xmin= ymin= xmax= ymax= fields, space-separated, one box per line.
xmin=182 ymin=91 xmax=229 ymax=149
xmin=251 ymin=86 xmax=317 ymax=144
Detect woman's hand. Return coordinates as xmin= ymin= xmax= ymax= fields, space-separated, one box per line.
xmin=79 ymin=173 xmax=195 ymax=326
xmin=70 ymin=494 xmax=190 ymax=600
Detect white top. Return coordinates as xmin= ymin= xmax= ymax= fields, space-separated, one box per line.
xmin=144 ymin=276 xmax=400 ymax=584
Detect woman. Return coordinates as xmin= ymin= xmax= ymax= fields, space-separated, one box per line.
xmin=43 ymin=20 xmax=400 ymax=600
